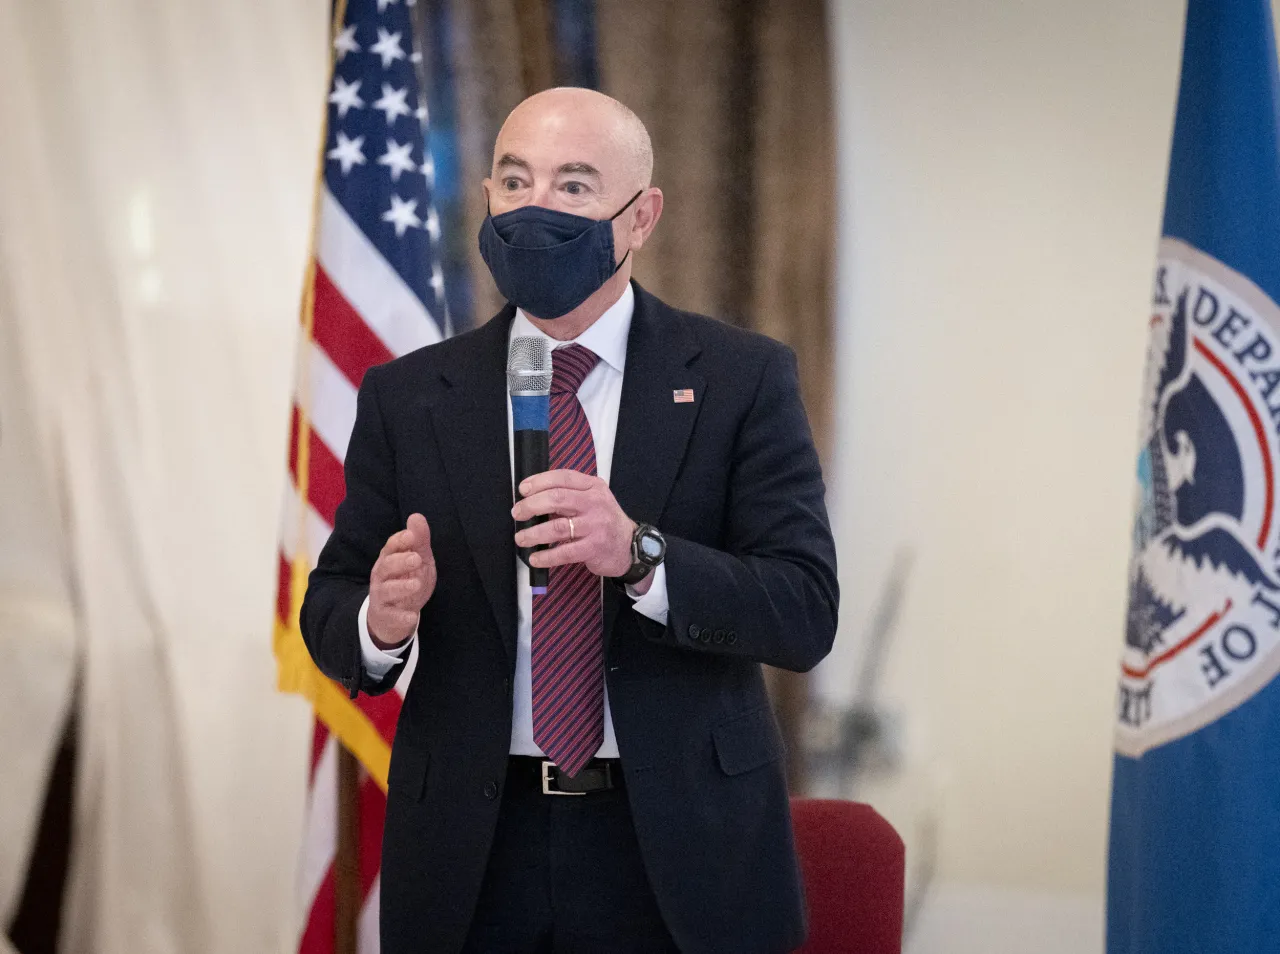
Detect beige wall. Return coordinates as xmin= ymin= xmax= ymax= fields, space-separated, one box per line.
xmin=823 ymin=0 xmax=1197 ymax=949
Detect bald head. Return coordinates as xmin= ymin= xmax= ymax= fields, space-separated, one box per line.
xmin=490 ymin=88 xmax=653 ymax=200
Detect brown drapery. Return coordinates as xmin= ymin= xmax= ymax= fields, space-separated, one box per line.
xmin=444 ymin=0 xmax=836 ymax=789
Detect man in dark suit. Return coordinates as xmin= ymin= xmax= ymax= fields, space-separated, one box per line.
xmin=301 ymin=87 xmax=838 ymax=954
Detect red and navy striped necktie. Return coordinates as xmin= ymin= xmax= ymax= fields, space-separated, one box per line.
xmin=531 ymin=343 xmax=604 ymax=777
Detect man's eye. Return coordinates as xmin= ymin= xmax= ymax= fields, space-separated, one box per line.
xmin=563 ymin=181 xmax=585 ymax=195
xmin=503 ymin=178 xmax=523 ymax=190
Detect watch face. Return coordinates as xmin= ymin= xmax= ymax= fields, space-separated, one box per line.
xmin=639 ymin=532 xmax=664 ymax=561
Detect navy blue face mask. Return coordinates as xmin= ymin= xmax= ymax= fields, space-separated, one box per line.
xmin=478 ymin=190 xmax=643 ymax=319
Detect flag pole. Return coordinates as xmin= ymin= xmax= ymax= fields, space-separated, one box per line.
xmin=335 ymin=745 xmax=361 ymax=954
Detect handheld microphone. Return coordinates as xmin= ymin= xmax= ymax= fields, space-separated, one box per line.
xmin=508 ymin=336 xmax=551 ymax=594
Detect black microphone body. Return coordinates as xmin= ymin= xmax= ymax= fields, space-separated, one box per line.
xmin=513 ymin=428 xmax=549 ymax=592
xmin=509 ymin=337 xmax=552 ymax=593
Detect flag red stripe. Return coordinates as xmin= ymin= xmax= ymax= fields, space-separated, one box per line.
xmin=298 ymin=865 xmax=336 ymax=954
xmin=310 ymin=721 xmax=330 ymax=785
xmin=312 ymin=265 xmax=395 ymax=389
xmin=307 ymin=424 xmax=347 ymax=528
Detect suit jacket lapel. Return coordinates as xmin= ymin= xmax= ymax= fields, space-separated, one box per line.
xmin=431 ymin=307 xmax=519 ymax=665
xmin=605 ymin=284 xmax=705 ymax=645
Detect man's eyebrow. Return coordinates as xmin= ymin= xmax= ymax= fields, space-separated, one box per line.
xmin=495 ymin=153 xmax=532 ymax=173
xmin=556 ymin=161 xmax=602 ymax=180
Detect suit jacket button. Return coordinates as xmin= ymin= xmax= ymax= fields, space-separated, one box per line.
xmin=484 ymin=780 xmax=499 ymax=800
xmin=687 ymin=624 xmax=701 ymax=640
xmin=726 ymin=631 xmax=738 ymax=645
xmin=713 ymin=629 xmax=726 ymax=644
xmin=700 ymin=629 xmax=712 ymax=644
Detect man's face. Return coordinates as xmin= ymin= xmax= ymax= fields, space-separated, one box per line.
xmin=484 ymin=96 xmax=640 ymax=262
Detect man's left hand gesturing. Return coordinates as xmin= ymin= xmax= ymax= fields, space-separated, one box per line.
xmin=512 ymin=469 xmax=645 ymax=586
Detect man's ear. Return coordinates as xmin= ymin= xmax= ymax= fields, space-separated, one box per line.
xmin=629 ymin=188 xmax=664 ymax=250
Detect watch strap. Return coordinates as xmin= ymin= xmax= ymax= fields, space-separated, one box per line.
xmin=613 ymin=523 xmax=663 ymax=587
xmin=615 ymin=561 xmax=654 ymax=587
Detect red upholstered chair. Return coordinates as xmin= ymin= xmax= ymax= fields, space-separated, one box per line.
xmin=789 ymin=798 xmax=906 ymax=954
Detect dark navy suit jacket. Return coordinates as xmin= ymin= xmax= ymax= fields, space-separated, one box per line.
xmin=301 ymin=282 xmax=839 ymax=954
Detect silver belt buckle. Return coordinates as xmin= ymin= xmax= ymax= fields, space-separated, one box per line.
xmin=541 ymin=760 xmax=585 ymax=795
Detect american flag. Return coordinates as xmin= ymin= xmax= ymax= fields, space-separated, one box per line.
xmin=273 ymin=0 xmax=447 ymax=951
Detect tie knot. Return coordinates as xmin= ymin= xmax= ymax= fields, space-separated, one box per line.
xmin=551 ymin=344 xmax=599 ymax=394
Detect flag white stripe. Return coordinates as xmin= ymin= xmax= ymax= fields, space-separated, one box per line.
xmin=278 ymin=487 xmax=299 ymax=562
xmin=358 ymin=875 xmax=381 ymax=954
xmin=318 ymin=190 xmax=445 ymax=358
xmin=279 ymin=480 xmax=335 ymax=567
xmin=298 ymin=736 xmax=339 ymax=926
xmin=307 ymin=342 xmax=358 ymax=463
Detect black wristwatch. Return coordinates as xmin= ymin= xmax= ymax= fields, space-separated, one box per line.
xmin=614 ymin=523 xmax=666 ymax=587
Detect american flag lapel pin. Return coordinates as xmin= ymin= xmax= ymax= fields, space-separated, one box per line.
xmin=673 ymin=388 xmax=695 ymax=404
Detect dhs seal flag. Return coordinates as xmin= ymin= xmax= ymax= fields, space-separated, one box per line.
xmin=1107 ymin=1 xmax=1280 ymax=952
xmin=1120 ymin=241 xmax=1280 ymax=751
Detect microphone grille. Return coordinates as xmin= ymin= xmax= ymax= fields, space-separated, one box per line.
xmin=507 ymin=336 xmax=553 ymax=394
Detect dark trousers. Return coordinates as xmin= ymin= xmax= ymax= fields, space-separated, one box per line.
xmin=461 ymin=759 xmax=680 ymax=954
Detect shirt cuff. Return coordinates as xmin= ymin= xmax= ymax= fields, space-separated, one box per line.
xmin=626 ymin=562 xmax=669 ymax=626
xmin=358 ymin=595 xmax=415 ymax=679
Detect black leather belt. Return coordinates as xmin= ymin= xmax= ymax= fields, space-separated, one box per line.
xmin=507 ymin=756 xmax=623 ymax=795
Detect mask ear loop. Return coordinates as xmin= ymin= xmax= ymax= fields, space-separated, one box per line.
xmin=608 ymin=189 xmax=644 ymax=275
xmin=610 ymin=189 xmax=645 ymax=220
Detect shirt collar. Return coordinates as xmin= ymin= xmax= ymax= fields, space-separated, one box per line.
xmin=511 ymin=282 xmax=634 ymax=375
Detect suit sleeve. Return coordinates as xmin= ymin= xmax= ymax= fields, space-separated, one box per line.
xmin=300 ymin=365 xmax=408 ymax=698
xmin=657 ymin=345 xmax=839 ymax=673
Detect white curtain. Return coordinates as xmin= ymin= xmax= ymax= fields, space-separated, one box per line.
xmin=0 ymin=0 xmax=330 ymax=951
xmin=0 ymin=237 xmax=78 ymax=954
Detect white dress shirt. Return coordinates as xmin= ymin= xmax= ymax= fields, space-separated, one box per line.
xmin=356 ymin=282 xmax=669 ymax=757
